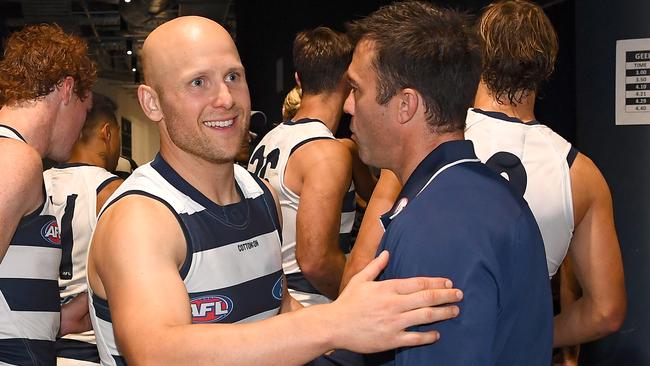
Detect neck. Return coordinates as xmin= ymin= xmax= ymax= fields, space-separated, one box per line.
xmin=159 ymin=142 xmax=239 ymax=206
xmin=292 ymin=91 xmax=345 ymax=133
xmin=67 ymin=142 xmax=107 ymax=168
xmin=0 ymin=100 xmax=56 ymax=157
xmin=473 ymin=80 xmax=537 ymax=122
xmin=394 ymin=130 xmax=464 ymax=185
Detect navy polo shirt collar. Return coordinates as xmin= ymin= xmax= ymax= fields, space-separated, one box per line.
xmin=379 ymin=140 xmax=480 ymax=229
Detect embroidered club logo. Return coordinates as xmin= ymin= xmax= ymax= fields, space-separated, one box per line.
xmin=41 ymin=219 xmax=60 ymax=245
xmin=190 ymin=295 xmax=234 ymax=323
xmin=272 ymin=276 xmax=283 ymax=300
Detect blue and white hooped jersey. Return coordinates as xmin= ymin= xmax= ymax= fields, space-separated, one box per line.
xmin=44 ymin=164 xmax=120 ymax=365
xmin=465 ymin=108 xmax=576 ymax=277
xmin=0 ymin=125 xmax=62 ymax=366
xmin=248 ymin=118 xmax=356 ymax=306
xmin=88 ymin=154 xmax=283 ymax=366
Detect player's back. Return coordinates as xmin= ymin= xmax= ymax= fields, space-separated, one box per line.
xmin=44 ymin=163 xmax=119 ymax=365
xmin=465 ymin=108 xmax=575 ymax=277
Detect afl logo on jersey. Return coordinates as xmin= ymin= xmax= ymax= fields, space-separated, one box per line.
xmin=190 ymin=295 xmax=233 ymax=323
xmin=41 ymin=219 xmax=60 ymax=245
xmin=272 ymin=276 xmax=283 ymax=300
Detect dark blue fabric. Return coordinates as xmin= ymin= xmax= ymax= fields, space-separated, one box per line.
xmin=188 ymin=270 xmax=283 ymax=323
xmin=0 ymin=278 xmax=60 ymax=312
xmin=373 ymin=140 xmax=552 ymax=366
xmin=0 ymin=338 xmax=55 ymax=366
xmin=56 ymin=338 xmax=100 ymax=363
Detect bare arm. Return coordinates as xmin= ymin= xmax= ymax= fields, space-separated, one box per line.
xmin=552 ymin=153 xmax=626 ymax=347
xmin=0 ymin=140 xmax=44 ymax=261
xmin=88 ymin=195 xmax=464 ymax=365
xmin=340 ymin=169 xmax=401 ymax=291
xmin=338 ymin=138 xmax=377 ymax=202
xmin=288 ymin=140 xmax=352 ymax=299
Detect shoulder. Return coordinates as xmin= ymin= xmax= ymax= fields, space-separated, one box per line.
xmin=0 ymin=139 xmax=44 ymax=209
xmin=569 ymin=152 xmax=612 ymax=223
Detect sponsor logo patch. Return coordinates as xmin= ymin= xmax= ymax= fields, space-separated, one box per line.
xmin=41 ymin=219 xmax=60 ymax=245
xmin=272 ymin=276 xmax=283 ymax=300
xmin=190 ymin=295 xmax=234 ymax=323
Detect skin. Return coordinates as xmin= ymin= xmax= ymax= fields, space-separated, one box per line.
xmin=474 ymin=80 xmax=626 ymax=347
xmin=341 ymin=169 xmax=399 ymax=290
xmin=57 ymin=116 xmax=125 ymax=334
xmin=0 ymin=76 xmax=93 ymax=334
xmin=284 ymin=77 xmax=353 ymax=300
xmin=87 ymin=16 xmax=463 ymax=365
xmin=340 ymin=75 xmax=627 ymax=347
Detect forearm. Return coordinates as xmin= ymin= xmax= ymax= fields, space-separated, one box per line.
xmin=123 ymin=304 xmax=334 ymax=366
xmin=553 ymin=296 xmax=623 ymax=347
xmin=300 ymin=252 xmax=346 ymax=299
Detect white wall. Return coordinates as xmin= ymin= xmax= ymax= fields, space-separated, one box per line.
xmin=94 ymin=78 xmax=160 ymax=166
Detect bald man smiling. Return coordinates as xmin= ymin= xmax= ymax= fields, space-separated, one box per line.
xmin=86 ymin=16 xmax=463 ymax=365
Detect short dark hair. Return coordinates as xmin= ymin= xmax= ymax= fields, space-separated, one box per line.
xmin=79 ymin=92 xmax=118 ymax=143
xmin=478 ymin=0 xmax=558 ymax=105
xmin=293 ymin=26 xmax=353 ymax=95
xmin=347 ymin=1 xmax=481 ymax=133
xmin=0 ymin=23 xmax=96 ymax=106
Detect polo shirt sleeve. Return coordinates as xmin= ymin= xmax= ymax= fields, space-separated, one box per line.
xmin=379 ymin=216 xmax=500 ymax=365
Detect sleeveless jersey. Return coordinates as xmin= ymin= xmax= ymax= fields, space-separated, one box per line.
xmin=0 ymin=125 xmax=62 ymax=365
xmin=248 ymin=118 xmax=355 ymax=305
xmin=88 ymin=154 xmax=283 ymax=366
xmin=44 ymin=164 xmax=120 ymax=365
xmin=465 ymin=108 xmax=575 ymax=277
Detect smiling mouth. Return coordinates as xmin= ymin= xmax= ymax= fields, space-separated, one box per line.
xmin=203 ymin=118 xmax=235 ymax=128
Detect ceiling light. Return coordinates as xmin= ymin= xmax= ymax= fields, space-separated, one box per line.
xmin=132 ymin=68 xmax=137 ymax=72
xmin=126 ymin=50 xmax=132 ymax=55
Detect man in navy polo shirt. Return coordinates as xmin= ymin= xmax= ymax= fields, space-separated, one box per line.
xmin=343 ymin=2 xmax=553 ymax=364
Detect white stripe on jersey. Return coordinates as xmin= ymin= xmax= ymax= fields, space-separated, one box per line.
xmin=0 ymin=304 xmax=59 ymax=340
xmin=0 ymin=246 xmax=60 ymax=279
xmin=185 ymin=231 xmax=282 ymax=293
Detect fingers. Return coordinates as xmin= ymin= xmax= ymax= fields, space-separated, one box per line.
xmin=386 ymin=276 xmax=454 ymax=295
xmin=393 ymin=330 xmax=441 ymax=349
xmin=395 ymin=305 xmax=460 ymax=331
xmin=397 ymin=287 xmax=463 ymax=312
xmin=352 ymin=250 xmax=389 ymax=282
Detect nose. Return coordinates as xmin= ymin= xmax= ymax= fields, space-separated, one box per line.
xmin=213 ymin=82 xmax=234 ymax=109
xmin=343 ymin=90 xmax=354 ymax=115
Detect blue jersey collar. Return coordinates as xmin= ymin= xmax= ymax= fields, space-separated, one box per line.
xmin=380 ymin=140 xmax=479 ymax=229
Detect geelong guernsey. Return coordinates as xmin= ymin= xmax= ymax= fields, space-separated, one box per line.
xmin=248 ymin=118 xmax=355 ymax=305
xmin=0 ymin=125 xmax=62 ymax=365
xmin=88 ymin=154 xmax=283 ymax=366
xmin=44 ymin=164 xmax=120 ymax=364
xmin=465 ymin=108 xmax=576 ymax=277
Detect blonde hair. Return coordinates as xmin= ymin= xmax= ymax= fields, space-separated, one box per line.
xmin=282 ymin=86 xmax=302 ymax=121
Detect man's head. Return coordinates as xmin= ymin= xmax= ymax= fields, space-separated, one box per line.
xmin=293 ymin=27 xmax=353 ymax=95
xmin=344 ymin=1 xmax=480 ymax=166
xmin=478 ymin=0 xmax=558 ymax=105
xmin=138 ymin=16 xmax=250 ymax=164
xmin=0 ymin=24 xmax=96 ymax=106
xmin=75 ymin=93 xmax=121 ymax=171
xmin=0 ymin=23 xmax=97 ymax=161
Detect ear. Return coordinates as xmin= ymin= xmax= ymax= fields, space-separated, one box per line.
xmin=99 ymin=122 xmax=111 ymax=142
xmin=397 ymin=88 xmax=419 ymax=125
xmin=294 ymin=72 xmax=301 ymax=88
xmin=137 ymin=84 xmax=163 ymax=122
xmin=60 ymin=76 xmax=75 ymax=105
